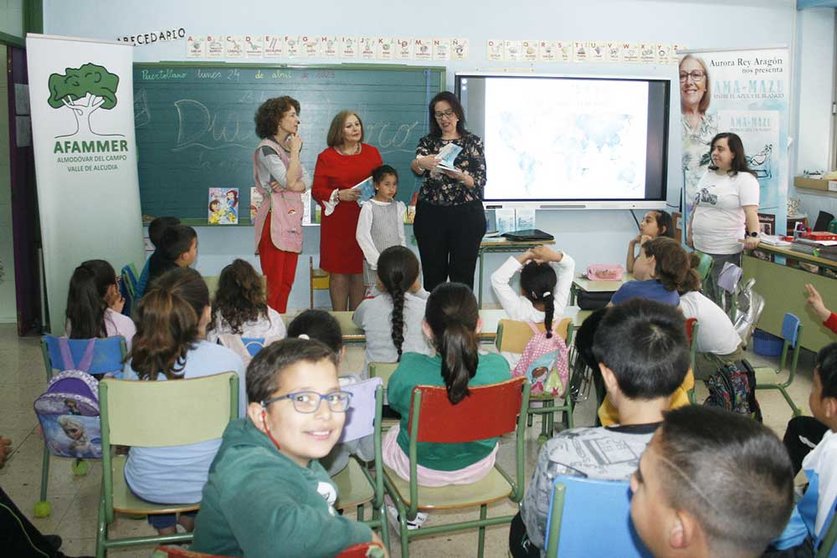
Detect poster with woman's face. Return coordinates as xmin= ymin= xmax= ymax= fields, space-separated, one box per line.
xmin=679 ymin=50 xmax=788 ymax=217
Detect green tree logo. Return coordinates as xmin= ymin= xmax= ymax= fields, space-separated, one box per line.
xmin=47 ymin=63 xmax=121 ymax=138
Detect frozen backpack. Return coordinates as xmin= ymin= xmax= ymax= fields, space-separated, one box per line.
xmin=512 ymin=323 xmax=570 ymax=397
xmin=33 ymin=338 xmax=103 ymax=459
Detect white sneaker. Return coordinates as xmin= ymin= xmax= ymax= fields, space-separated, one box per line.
xmin=386 ymin=505 xmax=428 ymax=530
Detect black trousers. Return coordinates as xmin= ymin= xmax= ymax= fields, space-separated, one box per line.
xmin=413 ymin=200 xmax=486 ymax=292
xmin=783 ymin=416 xmax=828 ymax=476
xmin=0 ymin=486 xmax=62 ymax=557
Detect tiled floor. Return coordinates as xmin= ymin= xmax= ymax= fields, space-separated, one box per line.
xmin=0 ymin=323 xmax=816 ymax=557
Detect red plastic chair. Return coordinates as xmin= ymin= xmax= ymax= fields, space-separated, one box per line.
xmin=154 ymin=541 xmax=386 ymax=557
xmin=382 ymin=377 xmax=530 ymax=558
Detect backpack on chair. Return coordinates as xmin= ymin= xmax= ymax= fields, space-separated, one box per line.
xmin=512 ymin=322 xmax=570 ymax=397
xmin=33 ymin=338 xmax=102 ymax=459
xmin=703 ymin=359 xmax=762 ymax=422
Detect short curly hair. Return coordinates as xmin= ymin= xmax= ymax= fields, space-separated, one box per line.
xmin=254 ymin=96 xmax=300 ymax=139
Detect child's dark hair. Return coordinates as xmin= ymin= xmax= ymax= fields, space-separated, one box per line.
xmin=592 ymin=298 xmax=688 ymax=399
xmin=642 ymin=237 xmax=689 ymax=292
xmin=655 ymin=405 xmax=794 ymax=555
xmin=65 ymin=259 xmax=118 ymax=339
xmin=678 ymin=253 xmax=703 ymax=295
xmin=372 ymin=164 xmax=398 ymax=185
xmin=287 ymin=309 xmax=343 ymax=353
xmin=425 ymin=283 xmax=479 ymax=404
xmin=520 ymin=261 xmax=558 ymax=338
xmin=148 ymin=216 xmax=180 ymax=248
xmin=210 ymin=259 xmax=268 ymax=335
xmin=246 ymin=338 xmax=338 ymax=404
xmin=160 ymin=225 xmax=197 ymax=262
xmin=652 ymin=210 xmax=675 ymax=239
xmin=377 ymin=246 xmax=419 ymax=361
xmin=574 ymin=307 xmax=609 ymax=372
xmin=130 ymin=267 xmax=209 ymax=380
xmin=816 ymin=342 xmax=837 ymax=399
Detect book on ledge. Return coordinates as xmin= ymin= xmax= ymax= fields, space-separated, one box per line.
xmin=502 ymin=229 xmax=554 ymax=241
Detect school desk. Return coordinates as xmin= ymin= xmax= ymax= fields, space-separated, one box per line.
xmin=742 ymin=245 xmax=837 ymax=351
xmin=570 ymin=273 xmax=634 ymax=305
xmin=280 ymin=307 xmax=585 ymax=345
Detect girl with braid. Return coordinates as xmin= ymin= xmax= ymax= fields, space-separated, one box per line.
xmin=352 ymin=246 xmax=432 ymax=377
xmin=490 ymin=245 xmax=575 ymax=366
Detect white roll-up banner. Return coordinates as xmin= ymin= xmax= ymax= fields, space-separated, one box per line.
xmin=27 ymin=34 xmax=143 ymax=334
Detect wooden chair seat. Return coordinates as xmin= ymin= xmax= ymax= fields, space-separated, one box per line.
xmin=383 ymin=466 xmax=512 ymax=510
xmin=111 ymin=454 xmax=199 ymax=515
xmin=333 ymin=458 xmax=375 ymax=510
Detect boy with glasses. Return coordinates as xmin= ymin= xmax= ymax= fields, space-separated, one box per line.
xmin=191 ymin=338 xmax=385 ymax=557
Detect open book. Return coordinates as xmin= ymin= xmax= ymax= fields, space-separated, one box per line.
xmin=436 ymin=143 xmax=462 ymax=171
xmin=351 ymin=176 xmax=375 ymax=204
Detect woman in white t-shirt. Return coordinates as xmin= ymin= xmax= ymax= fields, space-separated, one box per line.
xmin=687 ymin=132 xmax=760 ymax=302
xmin=678 ymin=254 xmax=742 ymax=379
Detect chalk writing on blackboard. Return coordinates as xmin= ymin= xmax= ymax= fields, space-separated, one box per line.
xmin=173 ymin=99 xmax=250 ymax=151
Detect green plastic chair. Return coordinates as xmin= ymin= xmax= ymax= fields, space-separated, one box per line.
xmin=382 ymin=377 xmax=530 ymax=558
xmin=495 ymin=318 xmax=574 ymax=442
xmin=332 ymin=381 xmax=389 ymax=552
xmin=816 ymin=500 xmax=837 ymax=557
xmin=694 ymin=251 xmax=714 ymax=283
xmin=368 ymin=362 xmax=399 ymax=432
xmin=686 ymin=318 xmax=699 ymax=404
xmin=754 ymin=313 xmax=803 ymax=418
xmin=96 ymin=372 xmax=239 ymax=557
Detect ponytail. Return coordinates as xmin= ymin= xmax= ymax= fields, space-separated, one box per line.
xmin=439 ymin=321 xmax=479 ymax=404
xmin=129 ymin=268 xmax=208 ymax=380
xmin=425 ymin=283 xmax=480 ymax=404
xmin=66 ymin=260 xmax=117 ymax=339
xmin=377 ymin=246 xmax=420 ymax=363
xmin=520 ymin=261 xmax=558 ymax=338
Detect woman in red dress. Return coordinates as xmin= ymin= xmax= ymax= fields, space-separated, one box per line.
xmin=312 ymin=111 xmax=383 ymax=311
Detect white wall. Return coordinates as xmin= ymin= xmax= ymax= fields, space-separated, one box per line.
xmin=40 ymin=0 xmax=834 ymax=310
xmin=0 ymin=44 xmax=17 ymax=322
xmin=790 ymin=8 xmax=837 ymax=223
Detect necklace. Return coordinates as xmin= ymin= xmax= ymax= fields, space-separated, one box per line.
xmin=338 ymin=143 xmax=361 ymax=156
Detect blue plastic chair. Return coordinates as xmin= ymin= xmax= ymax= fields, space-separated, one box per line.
xmin=35 ymin=335 xmax=127 ymax=518
xmin=544 ymin=475 xmax=652 ymax=558
xmin=754 ymin=313 xmax=803 ymax=417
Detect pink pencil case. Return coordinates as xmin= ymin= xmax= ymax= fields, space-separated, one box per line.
xmin=586 ymin=264 xmax=625 ymax=281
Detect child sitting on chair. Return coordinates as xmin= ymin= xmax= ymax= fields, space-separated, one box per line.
xmin=490 ymin=245 xmax=575 ymax=367
xmin=191 ymin=338 xmax=385 ymax=558
xmin=509 ymin=299 xmax=689 ymax=558
xmin=631 ymin=405 xmax=794 ymax=558
xmin=610 ymin=237 xmax=688 ymax=307
xmin=206 ymin=259 xmax=286 ymax=354
xmin=772 ymin=342 xmax=837 ymax=555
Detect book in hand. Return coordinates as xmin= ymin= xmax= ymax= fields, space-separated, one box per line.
xmin=351 ymin=176 xmax=375 ymax=204
xmin=436 ymin=142 xmax=462 ymax=171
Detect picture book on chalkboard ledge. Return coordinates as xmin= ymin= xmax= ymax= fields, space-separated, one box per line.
xmin=250 ymin=187 xmax=264 ymax=222
xmin=208 ymin=187 xmax=239 ymax=225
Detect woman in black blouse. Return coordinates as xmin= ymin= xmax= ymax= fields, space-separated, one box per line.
xmin=411 ymin=91 xmax=487 ymax=291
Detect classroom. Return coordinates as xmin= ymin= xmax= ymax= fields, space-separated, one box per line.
xmin=0 ymin=1 xmax=836 ymax=557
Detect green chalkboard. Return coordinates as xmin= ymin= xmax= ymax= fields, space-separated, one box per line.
xmin=133 ymin=63 xmax=445 ymax=224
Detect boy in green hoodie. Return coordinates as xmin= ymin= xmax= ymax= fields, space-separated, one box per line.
xmin=191 ymin=338 xmax=385 ymax=557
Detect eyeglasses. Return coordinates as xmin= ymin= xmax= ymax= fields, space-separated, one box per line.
xmin=434 ymin=109 xmax=455 ymax=119
xmin=679 ymin=71 xmax=706 ymax=83
xmin=261 ymin=390 xmax=353 ymax=414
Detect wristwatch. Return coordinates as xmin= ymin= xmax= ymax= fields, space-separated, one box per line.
xmin=748 ymin=231 xmax=758 ymax=238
